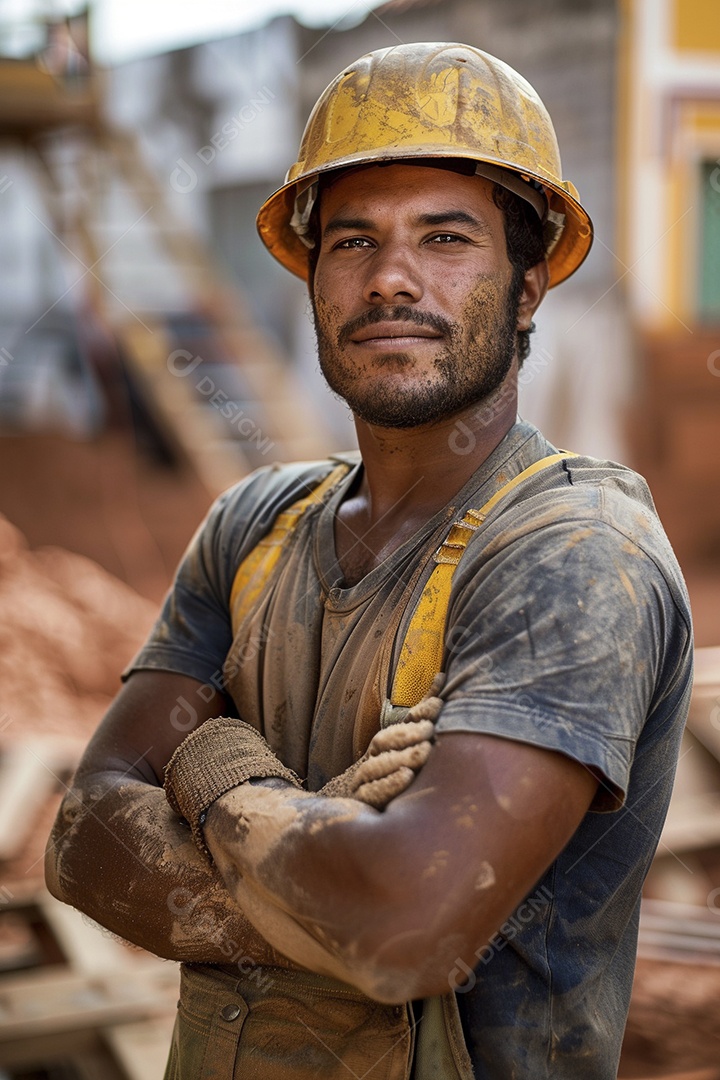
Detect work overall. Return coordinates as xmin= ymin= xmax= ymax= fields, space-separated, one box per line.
xmin=164 ymin=455 xmax=569 ymax=1080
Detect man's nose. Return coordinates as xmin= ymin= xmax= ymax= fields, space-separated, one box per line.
xmin=362 ymin=244 xmax=424 ymax=305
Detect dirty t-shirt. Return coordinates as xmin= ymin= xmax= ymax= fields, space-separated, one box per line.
xmin=125 ymin=419 xmax=693 ymax=1080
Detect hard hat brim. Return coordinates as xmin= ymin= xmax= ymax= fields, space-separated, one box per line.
xmin=256 ymin=156 xmax=593 ymax=288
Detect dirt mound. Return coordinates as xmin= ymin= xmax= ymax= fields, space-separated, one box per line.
xmin=0 ymin=514 xmax=157 ymax=741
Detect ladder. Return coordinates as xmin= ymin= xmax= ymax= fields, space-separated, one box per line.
xmin=30 ymin=123 xmax=334 ymax=494
xmin=0 ymin=17 xmax=335 ymax=496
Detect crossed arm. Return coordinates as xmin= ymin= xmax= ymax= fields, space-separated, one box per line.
xmin=43 ymin=669 xmax=433 ymax=967
xmin=46 ymin=668 xmax=597 ymax=1002
xmin=195 ymin=726 xmax=597 ymax=1002
xmin=45 ymin=672 xmax=295 ymax=968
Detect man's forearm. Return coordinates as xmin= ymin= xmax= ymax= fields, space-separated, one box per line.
xmin=197 ymin=728 xmax=599 ymax=1007
xmin=45 ymin=772 xmax=291 ymax=970
xmin=203 ymin=779 xmax=423 ymax=1001
xmin=159 ymin=694 xmax=445 ymax=999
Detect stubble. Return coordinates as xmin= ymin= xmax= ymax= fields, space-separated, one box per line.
xmin=312 ymin=273 xmax=522 ymax=429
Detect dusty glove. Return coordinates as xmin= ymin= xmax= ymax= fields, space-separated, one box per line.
xmin=164 ymin=717 xmax=302 ymax=859
xmin=320 ymin=674 xmax=445 ymax=809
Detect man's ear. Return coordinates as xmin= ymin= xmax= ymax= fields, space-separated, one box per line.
xmin=516 ymin=259 xmax=550 ymax=332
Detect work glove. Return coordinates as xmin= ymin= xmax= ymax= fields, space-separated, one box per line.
xmin=164 ymin=717 xmax=302 ymax=859
xmin=320 ymin=674 xmax=445 ymax=808
xmin=164 ymin=676 xmax=445 ymax=856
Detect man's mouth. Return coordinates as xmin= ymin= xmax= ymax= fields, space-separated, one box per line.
xmin=338 ymin=306 xmax=451 ymax=347
xmin=350 ymin=322 xmax=443 ymax=344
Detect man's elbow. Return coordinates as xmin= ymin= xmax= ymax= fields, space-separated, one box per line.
xmin=44 ymin=810 xmax=74 ymax=904
xmin=333 ymin=914 xmax=470 ymax=1004
xmin=44 ymin=790 xmax=100 ymax=913
xmin=44 ymin=846 xmax=64 ymax=902
xmin=351 ymin=959 xmax=461 ymax=1004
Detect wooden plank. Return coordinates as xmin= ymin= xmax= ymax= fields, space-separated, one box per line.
xmin=0 ymin=966 xmax=178 ymax=1043
xmin=0 ymin=1026 xmax=125 ymax=1075
xmin=104 ymin=1015 xmax=177 ymax=1080
xmin=0 ymin=970 xmax=147 ymax=1042
xmin=117 ymin=322 xmax=251 ymax=496
xmin=659 ymin=791 xmax=720 ymax=852
xmin=637 ymin=899 xmax=720 ymax=965
xmin=37 ymin=892 xmax=136 ymax=976
xmin=623 ymin=1072 xmax=720 ymax=1080
xmin=0 ymin=888 xmax=179 ymax=978
xmin=686 ymin=647 xmax=720 ymax=763
xmin=0 ymin=740 xmax=77 ymax=861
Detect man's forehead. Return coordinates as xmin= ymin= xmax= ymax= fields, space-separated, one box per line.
xmin=319 ymin=162 xmax=499 ymax=220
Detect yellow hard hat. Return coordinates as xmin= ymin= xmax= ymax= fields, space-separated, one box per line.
xmin=256 ymin=41 xmax=593 ymax=287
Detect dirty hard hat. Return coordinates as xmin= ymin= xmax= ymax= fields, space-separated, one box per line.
xmin=256 ymin=41 xmax=593 ymax=287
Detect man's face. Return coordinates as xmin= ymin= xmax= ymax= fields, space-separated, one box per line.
xmin=311 ymin=163 xmax=524 ymax=430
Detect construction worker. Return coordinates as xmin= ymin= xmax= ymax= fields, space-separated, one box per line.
xmin=46 ymin=42 xmax=693 ymax=1079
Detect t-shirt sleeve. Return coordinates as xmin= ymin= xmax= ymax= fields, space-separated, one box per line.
xmin=123 ymin=462 xmax=320 ymax=686
xmin=435 ymin=508 xmax=683 ymax=811
xmin=122 ymin=486 xmax=241 ymax=685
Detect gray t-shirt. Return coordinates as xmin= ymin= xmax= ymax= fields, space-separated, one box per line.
xmin=126 ymin=419 xmax=693 ymax=1079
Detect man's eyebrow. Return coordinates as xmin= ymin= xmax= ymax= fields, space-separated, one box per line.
xmin=322 ymin=216 xmax=374 ymax=237
xmin=322 ymin=210 xmax=491 ymax=237
xmin=416 ymin=210 xmax=490 ymax=230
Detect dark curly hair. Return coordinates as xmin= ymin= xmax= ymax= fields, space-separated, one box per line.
xmin=306 ymin=171 xmax=547 ymax=366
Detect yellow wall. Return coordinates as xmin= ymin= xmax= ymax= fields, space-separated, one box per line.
xmin=672 ymin=0 xmax=720 ymax=54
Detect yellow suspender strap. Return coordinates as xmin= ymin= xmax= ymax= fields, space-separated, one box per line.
xmin=390 ymin=452 xmax=577 ymax=708
xmin=229 ymin=463 xmax=351 ymax=633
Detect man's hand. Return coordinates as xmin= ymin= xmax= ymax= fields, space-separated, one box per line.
xmin=163 ymin=676 xmax=445 ymax=841
xmin=319 ymin=676 xmax=445 ymax=807
xmin=164 ymin=717 xmax=302 ymax=858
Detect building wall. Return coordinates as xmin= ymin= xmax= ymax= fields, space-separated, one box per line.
xmin=621 ymin=0 xmax=720 ymax=329
xmin=617 ymin=0 xmax=720 ymax=561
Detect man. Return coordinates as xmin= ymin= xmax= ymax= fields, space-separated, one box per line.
xmin=46 ymin=42 xmax=693 ymax=1079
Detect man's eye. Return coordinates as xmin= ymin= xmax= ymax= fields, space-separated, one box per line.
xmin=428 ymin=233 xmax=465 ymax=244
xmin=335 ymin=237 xmax=373 ymax=249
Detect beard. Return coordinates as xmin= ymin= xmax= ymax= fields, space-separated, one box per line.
xmin=312 ymin=270 xmax=523 ymax=430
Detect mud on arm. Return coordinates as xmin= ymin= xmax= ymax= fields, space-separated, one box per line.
xmin=196 ymin=730 xmax=597 ymax=1004
xmin=44 ymin=671 xmax=289 ymax=969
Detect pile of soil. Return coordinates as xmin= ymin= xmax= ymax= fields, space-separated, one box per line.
xmin=0 ymin=513 xmax=159 ymax=882
xmin=0 ymin=513 xmax=156 ymax=741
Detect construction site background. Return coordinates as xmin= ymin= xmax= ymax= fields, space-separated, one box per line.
xmin=0 ymin=1 xmax=719 ymax=1078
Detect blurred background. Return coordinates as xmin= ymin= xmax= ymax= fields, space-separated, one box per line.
xmin=0 ymin=0 xmax=719 ymax=1077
